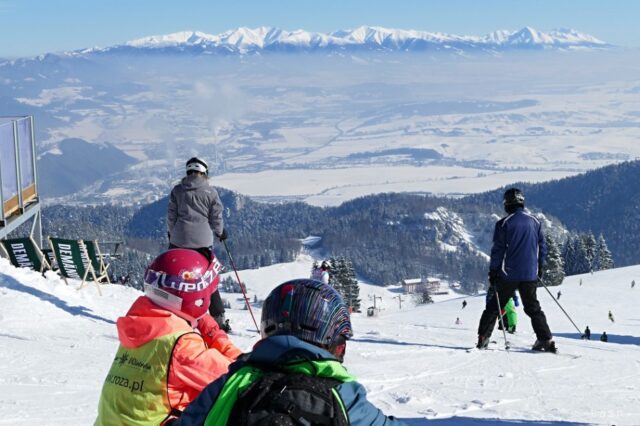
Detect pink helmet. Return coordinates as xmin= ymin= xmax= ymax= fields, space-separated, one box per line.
xmin=143 ymin=249 xmax=222 ymax=321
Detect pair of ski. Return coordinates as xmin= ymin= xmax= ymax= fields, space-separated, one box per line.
xmin=466 ymin=342 xmax=580 ymax=359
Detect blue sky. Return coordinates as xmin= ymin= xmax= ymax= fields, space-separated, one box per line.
xmin=1 ymin=0 xmax=638 ymax=57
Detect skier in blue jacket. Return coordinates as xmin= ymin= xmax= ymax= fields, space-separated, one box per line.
xmin=173 ymin=279 xmax=405 ymax=426
xmin=476 ymin=188 xmax=556 ymax=352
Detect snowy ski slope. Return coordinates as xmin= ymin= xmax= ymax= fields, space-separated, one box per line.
xmin=0 ymin=254 xmax=638 ymax=425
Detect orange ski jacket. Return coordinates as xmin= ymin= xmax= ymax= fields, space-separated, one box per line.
xmin=96 ymin=296 xmax=242 ymax=424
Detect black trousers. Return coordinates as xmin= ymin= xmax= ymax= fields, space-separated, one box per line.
xmin=168 ymin=244 xmax=225 ymax=317
xmin=477 ymin=280 xmax=552 ymax=341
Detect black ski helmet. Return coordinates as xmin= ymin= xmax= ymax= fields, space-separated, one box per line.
xmin=503 ymin=188 xmax=525 ymax=207
xmin=186 ymin=157 xmax=209 ymax=175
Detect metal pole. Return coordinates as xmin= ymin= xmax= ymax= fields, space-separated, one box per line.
xmin=222 ymin=240 xmax=260 ymax=333
xmin=13 ymin=120 xmax=23 ymax=212
xmin=540 ymin=280 xmax=583 ymax=335
xmin=0 ymin=123 xmax=6 ymax=224
xmin=394 ymin=295 xmax=403 ymax=309
xmin=29 ymin=116 xmax=42 ymax=246
xmin=494 ymin=289 xmax=511 ymax=351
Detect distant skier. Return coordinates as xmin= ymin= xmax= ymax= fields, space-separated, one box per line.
xmin=311 ymin=260 xmax=331 ymax=284
xmin=455 ymin=317 xmax=462 ymax=325
xmin=600 ymin=331 xmax=608 ymax=342
xmin=583 ymin=326 xmax=591 ymax=340
xmin=608 ymin=310 xmax=615 ymax=323
xmin=462 ymin=300 xmax=468 ymax=309
xmin=476 ymin=188 xmax=555 ymax=352
xmin=632 ymin=280 xmax=636 ymax=289
xmin=556 ymin=290 xmax=562 ymax=300
xmin=579 ymin=279 xmax=583 ymax=286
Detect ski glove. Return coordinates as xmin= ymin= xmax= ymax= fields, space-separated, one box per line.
xmin=197 ymin=314 xmax=229 ymax=345
xmin=216 ymin=228 xmax=228 ymax=241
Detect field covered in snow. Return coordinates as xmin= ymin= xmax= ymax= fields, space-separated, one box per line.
xmin=0 ymin=254 xmax=639 ymax=425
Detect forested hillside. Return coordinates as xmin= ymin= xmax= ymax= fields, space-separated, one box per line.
xmin=126 ymin=190 xmax=498 ymax=291
xmin=468 ymin=160 xmax=640 ymax=266
xmin=26 ymin=160 xmax=639 ymax=291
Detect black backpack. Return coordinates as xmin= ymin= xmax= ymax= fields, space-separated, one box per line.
xmin=227 ymin=370 xmax=349 ymax=426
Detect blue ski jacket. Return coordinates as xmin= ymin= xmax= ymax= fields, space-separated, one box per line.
xmin=489 ymin=208 xmax=547 ymax=282
xmin=173 ymin=335 xmax=406 ymax=426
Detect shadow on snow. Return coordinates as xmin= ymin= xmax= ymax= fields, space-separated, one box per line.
xmin=400 ymin=417 xmax=591 ymax=425
xmin=352 ymin=337 xmax=470 ymax=351
xmin=555 ymin=332 xmax=640 ymax=346
xmin=0 ymin=273 xmax=115 ymax=324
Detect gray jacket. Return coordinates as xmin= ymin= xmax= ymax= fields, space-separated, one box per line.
xmin=167 ymin=174 xmax=224 ymax=248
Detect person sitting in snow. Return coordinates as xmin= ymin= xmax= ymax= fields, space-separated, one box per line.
xmin=95 ymin=249 xmax=242 ymax=425
xmin=311 ymin=260 xmax=331 ymax=284
xmin=600 ymin=331 xmax=608 ymax=342
xmin=172 ymin=279 xmax=405 ymax=426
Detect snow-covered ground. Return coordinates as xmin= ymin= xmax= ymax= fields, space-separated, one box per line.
xmin=0 ymin=255 xmax=639 ymax=425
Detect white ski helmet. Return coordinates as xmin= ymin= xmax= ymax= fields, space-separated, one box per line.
xmin=186 ymin=157 xmax=208 ymax=175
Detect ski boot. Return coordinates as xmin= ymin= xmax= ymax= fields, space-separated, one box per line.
xmin=532 ymin=339 xmax=557 ymax=353
xmin=507 ymin=325 xmax=516 ymax=334
xmin=476 ymin=335 xmax=490 ymax=349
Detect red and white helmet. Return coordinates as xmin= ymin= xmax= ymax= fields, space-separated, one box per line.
xmin=143 ymin=249 xmax=223 ymax=321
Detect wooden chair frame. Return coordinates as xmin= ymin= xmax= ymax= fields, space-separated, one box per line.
xmin=47 ymin=237 xmax=105 ymax=295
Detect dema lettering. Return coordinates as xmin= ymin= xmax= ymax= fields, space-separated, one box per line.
xmin=10 ymin=243 xmax=35 ymax=269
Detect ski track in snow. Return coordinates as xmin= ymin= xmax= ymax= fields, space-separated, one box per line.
xmin=0 ymin=255 xmax=639 ymax=425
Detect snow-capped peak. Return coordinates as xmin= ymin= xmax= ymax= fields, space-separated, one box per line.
xmin=93 ymin=26 xmax=609 ymax=56
xmin=126 ymin=31 xmax=218 ymax=48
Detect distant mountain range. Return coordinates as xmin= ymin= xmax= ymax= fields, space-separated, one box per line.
xmin=67 ymin=26 xmax=610 ymax=57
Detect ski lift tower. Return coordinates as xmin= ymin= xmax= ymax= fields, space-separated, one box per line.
xmin=0 ymin=116 xmax=42 ymax=246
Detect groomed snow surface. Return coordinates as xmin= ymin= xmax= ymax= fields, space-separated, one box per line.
xmin=0 ymin=254 xmax=638 ymax=425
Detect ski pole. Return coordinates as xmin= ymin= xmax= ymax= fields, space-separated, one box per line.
xmin=494 ymin=288 xmax=510 ymax=351
xmin=539 ymin=279 xmax=583 ymax=336
xmin=222 ymin=240 xmax=260 ymax=333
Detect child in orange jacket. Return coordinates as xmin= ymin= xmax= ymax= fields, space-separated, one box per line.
xmin=95 ymin=249 xmax=242 ymax=426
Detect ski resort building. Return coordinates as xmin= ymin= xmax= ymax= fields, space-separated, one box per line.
xmin=401 ymin=277 xmax=441 ymax=294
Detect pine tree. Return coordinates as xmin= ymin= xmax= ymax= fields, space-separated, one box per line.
xmin=327 ymin=256 xmax=360 ymax=312
xmin=594 ymin=234 xmax=614 ymax=270
xmin=327 ymin=257 xmax=343 ymax=295
xmin=572 ymin=235 xmax=591 ymax=275
xmin=562 ymin=235 xmax=576 ymax=276
xmin=343 ymin=258 xmax=361 ymax=312
xmin=582 ymin=232 xmax=597 ymax=272
xmin=542 ymin=233 xmax=565 ymax=286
